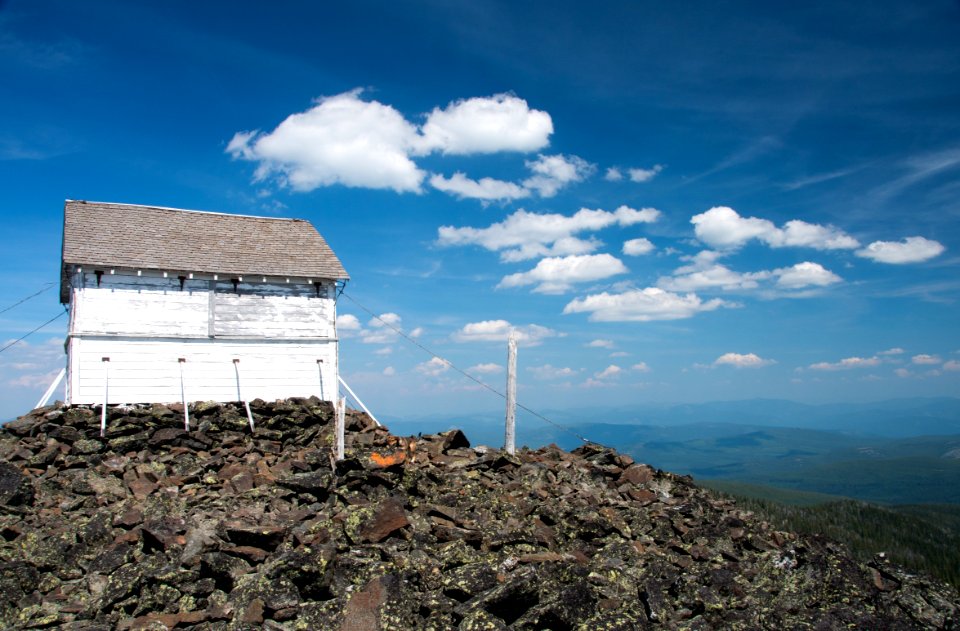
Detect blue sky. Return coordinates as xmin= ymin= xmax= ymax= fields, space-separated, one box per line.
xmin=2 ymin=0 xmax=959 ymax=422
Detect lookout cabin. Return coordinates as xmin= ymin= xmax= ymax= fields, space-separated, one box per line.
xmin=59 ymin=200 xmax=349 ymax=406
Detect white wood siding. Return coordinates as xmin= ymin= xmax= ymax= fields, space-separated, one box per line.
xmin=66 ymin=269 xmax=341 ymax=405
xmin=71 ymin=271 xmax=335 ymax=339
xmin=67 ymin=336 xmax=339 ymax=404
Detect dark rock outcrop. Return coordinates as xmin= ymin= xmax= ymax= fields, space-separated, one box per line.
xmin=0 ymin=399 xmax=957 ymax=629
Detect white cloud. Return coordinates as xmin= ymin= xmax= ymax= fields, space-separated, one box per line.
xmin=809 ymin=356 xmax=882 ymax=371
xmin=438 ymin=206 xmax=660 ymax=262
xmin=632 ymin=362 xmax=651 ymax=372
xmin=604 ymin=167 xmax=623 ymax=181
xmin=429 ymin=172 xmax=530 ymax=201
xmin=943 ymin=360 xmax=960 ymax=371
xmin=373 ymin=347 xmax=393 ymax=356
xmin=416 ymin=357 xmax=451 ymax=377
xmin=713 ymin=352 xmax=775 ymax=368
xmin=912 ymin=354 xmax=942 ymax=365
xmin=337 ymin=313 xmax=361 ymax=331
xmin=419 ymin=94 xmax=552 ymax=155
xmin=595 ymin=365 xmax=622 ymax=379
xmin=658 ymin=264 xmax=763 ymax=292
xmin=658 ymin=258 xmax=841 ymax=293
xmin=587 ymin=339 xmax=614 ymax=348
xmin=452 ymin=319 xmax=560 ymax=346
xmin=468 ymin=363 xmax=504 ymax=374
xmin=772 ymin=220 xmax=861 ymax=249
xmin=528 ymin=364 xmax=578 ymax=380
xmin=522 ymin=154 xmax=595 ymax=197
xmin=895 ymin=368 xmax=912 ymax=378
xmin=773 ymin=262 xmax=842 ymax=289
xmin=382 ymin=366 xmax=396 ymax=376
xmin=628 ymin=164 xmax=663 ymax=182
xmin=563 ymin=287 xmax=734 ymax=322
xmin=229 ymin=91 xmax=556 ymax=196
xmin=497 ymin=253 xmax=628 ymax=294
xmin=878 ymin=347 xmax=905 ymax=356
xmin=856 ymin=237 xmax=945 ymax=264
xmin=690 ymin=206 xmax=859 ymax=251
xmin=373 ymin=313 xmax=402 ymax=327
xmin=355 ymin=312 xmax=410 ymax=344
xmin=409 ymin=327 xmax=423 ymax=339
xmin=227 ymin=89 xmax=426 ymax=193
xmin=622 ymin=238 xmax=655 ymax=256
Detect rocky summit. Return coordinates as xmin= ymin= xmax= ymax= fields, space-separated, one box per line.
xmin=0 ymin=400 xmax=958 ymax=630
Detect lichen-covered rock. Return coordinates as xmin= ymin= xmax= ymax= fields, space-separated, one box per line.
xmin=0 ymin=398 xmax=957 ymax=629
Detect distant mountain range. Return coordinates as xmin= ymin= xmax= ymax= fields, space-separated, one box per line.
xmin=382 ymin=397 xmax=960 ymax=505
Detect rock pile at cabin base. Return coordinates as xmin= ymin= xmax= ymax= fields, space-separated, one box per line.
xmin=0 ymin=399 xmax=958 ymax=630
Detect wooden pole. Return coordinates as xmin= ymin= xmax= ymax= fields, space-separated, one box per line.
xmin=35 ymin=367 xmax=65 ymax=409
xmin=233 ymin=359 xmax=255 ymax=432
xmin=178 ymin=358 xmax=190 ymax=431
xmin=335 ymin=397 xmax=346 ymax=461
xmin=100 ymin=357 xmax=110 ymax=437
xmin=505 ymin=330 xmax=518 ymax=455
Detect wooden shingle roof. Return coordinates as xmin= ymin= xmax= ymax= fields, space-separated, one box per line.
xmin=61 ymin=200 xmax=349 ymax=302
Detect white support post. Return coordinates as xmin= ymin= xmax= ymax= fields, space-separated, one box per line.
xmin=35 ymin=367 xmax=66 ymax=409
xmin=317 ymin=359 xmax=325 ymax=401
xmin=505 ymin=331 xmax=518 ymax=455
xmin=335 ymin=397 xmax=346 ymax=461
xmin=233 ymin=359 xmax=255 ymax=432
xmin=100 ymin=357 xmax=110 ymax=437
xmin=337 ymin=376 xmax=381 ymax=426
xmin=178 ymin=358 xmax=190 ymax=431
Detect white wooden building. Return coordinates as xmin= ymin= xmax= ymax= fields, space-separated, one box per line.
xmin=60 ymin=200 xmax=349 ymax=406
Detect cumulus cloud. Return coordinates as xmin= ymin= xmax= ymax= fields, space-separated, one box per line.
xmin=856 ymin=237 xmax=945 ymax=264
xmin=895 ymin=368 xmax=912 ymax=378
xmin=809 ymin=356 xmax=883 ymax=371
xmin=628 ymin=165 xmax=663 ymax=182
xmin=943 ymin=360 xmax=960 ymax=371
xmin=690 ymin=206 xmax=859 ymax=251
xmin=658 ymin=258 xmax=841 ymax=293
xmin=429 ymin=172 xmax=530 ymax=201
xmin=879 ymin=347 xmax=905 ymax=355
xmin=432 ymin=153 xmax=593 ymax=201
xmin=563 ymin=287 xmax=734 ymax=322
xmin=337 ymin=314 xmax=361 ymax=331
xmin=594 ymin=365 xmax=622 ymax=379
xmin=468 ymin=363 xmax=503 ymax=374
xmin=498 ymin=254 xmax=628 ymax=294
xmin=586 ymin=339 xmax=614 ymax=348
xmin=451 ymin=319 xmax=559 ymax=346
xmin=346 ymin=312 xmax=418 ymax=344
xmin=228 ymin=91 xmax=554 ymax=195
xmin=658 ymin=264 xmax=763 ymax=292
xmin=419 ymin=94 xmax=552 ymax=155
xmin=714 ymin=352 xmax=775 ymax=368
xmin=604 ymin=167 xmax=623 ymax=181
xmin=416 ymin=357 xmax=451 ymax=377
xmin=438 ymin=206 xmax=660 ymax=262
xmin=632 ymin=362 xmax=651 ymax=372
xmin=622 ymin=238 xmax=655 ymax=256
xmin=522 ymin=154 xmax=595 ymax=197
xmin=227 ymin=90 xmax=426 ymax=193
xmin=528 ymin=364 xmax=578 ymax=380
xmin=382 ymin=366 xmax=396 ymax=376
xmin=912 ymin=354 xmax=942 ymax=365
xmin=773 ymin=262 xmax=842 ymax=289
